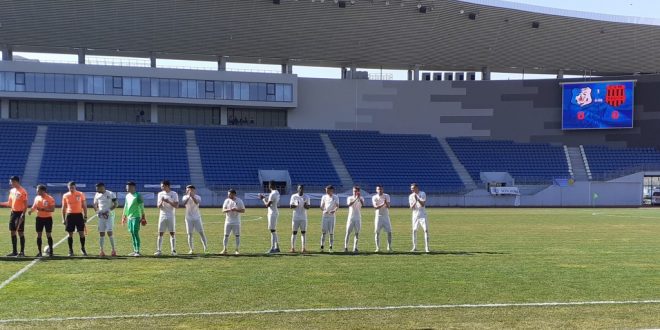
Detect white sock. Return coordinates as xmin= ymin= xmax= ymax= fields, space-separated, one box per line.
xmin=187 ymin=234 xmax=194 ymax=251
xmin=270 ymin=232 xmax=276 ymax=250
xmin=235 ymin=236 xmax=240 ymax=250
xmin=223 ymin=235 xmax=229 ymax=250
xmin=375 ymin=232 xmax=380 ymax=250
xmin=273 ymin=233 xmax=279 ymax=249
xmin=354 ymin=233 xmax=359 ymax=250
xmin=291 ymin=234 xmax=297 ymax=250
xmin=200 ymin=232 xmax=208 ymax=251
xmin=320 ymin=233 xmax=326 ymax=248
xmin=157 ymin=235 xmax=163 ymax=251
xmin=99 ymin=236 xmax=105 ymax=251
xmin=424 ymin=232 xmax=430 ymax=251
xmin=170 ymin=236 xmax=176 ymax=252
xmin=301 ymin=234 xmax=306 ymax=250
xmin=344 ymin=231 xmax=350 ymax=249
xmin=387 ymin=232 xmax=392 ymax=250
xmin=329 ymin=234 xmax=334 ymax=248
xmin=109 ymin=236 xmax=115 ymax=250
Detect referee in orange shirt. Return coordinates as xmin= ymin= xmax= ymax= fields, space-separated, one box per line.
xmin=62 ymin=181 xmax=88 ymax=256
xmin=0 ymin=176 xmax=29 ymax=257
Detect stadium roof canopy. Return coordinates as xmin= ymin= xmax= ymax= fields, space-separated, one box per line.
xmin=1 ymin=0 xmax=659 ymax=75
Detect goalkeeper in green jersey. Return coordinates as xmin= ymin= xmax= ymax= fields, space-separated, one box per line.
xmin=122 ymin=181 xmax=147 ymax=256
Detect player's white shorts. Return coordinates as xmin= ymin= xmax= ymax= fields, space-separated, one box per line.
xmin=375 ymin=216 xmax=392 ymax=233
xmin=97 ymin=211 xmax=115 ymax=232
xmin=321 ymin=215 xmax=335 ymax=234
xmin=158 ymin=216 xmax=176 ymax=233
xmin=412 ymin=217 xmax=428 ymax=232
xmin=292 ymin=219 xmax=308 ymax=232
xmin=346 ymin=218 xmax=361 ymax=234
xmin=185 ymin=217 xmax=204 ymax=234
xmin=224 ymin=222 xmax=241 ymax=236
xmin=268 ymin=212 xmax=279 ymax=231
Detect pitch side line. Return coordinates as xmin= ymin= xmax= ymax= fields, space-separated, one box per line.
xmin=0 ymin=215 xmax=98 ymax=292
xmin=2 ymin=300 xmax=660 ymax=324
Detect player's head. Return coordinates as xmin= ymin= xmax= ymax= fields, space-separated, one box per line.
xmin=325 ymin=185 xmax=334 ymax=195
xmin=376 ymin=185 xmax=384 ymax=195
xmin=186 ymin=185 xmax=196 ymax=194
xmin=353 ymin=186 xmax=361 ymax=196
xmin=161 ymin=180 xmax=171 ymax=192
xmin=68 ymin=181 xmax=77 ymax=192
xmin=268 ymin=180 xmax=276 ymax=190
xmin=126 ymin=181 xmax=136 ymax=193
xmin=410 ymin=183 xmax=419 ymax=194
xmin=9 ymin=176 xmax=20 ymax=188
xmin=36 ymin=184 xmax=47 ymax=196
xmin=228 ymin=189 xmax=237 ymax=200
xmin=297 ymin=184 xmax=304 ymax=195
xmin=95 ymin=182 xmax=106 ymax=193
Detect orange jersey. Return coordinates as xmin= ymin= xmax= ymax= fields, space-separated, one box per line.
xmin=62 ymin=191 xmax=86 ymax=214
xmin=5 ymin=187 xmax=28 ymax=212
xmin=32 ymin=194 xmax=56 ymax=218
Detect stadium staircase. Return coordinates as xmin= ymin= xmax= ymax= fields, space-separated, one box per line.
xmin=564 ymin=146 xmax=589 ymax=181
xmin=319 ymin=133 xmax=354 ymax=190
xmin=438 ymin=137 xmax=478 ymax=191
xmin=185 ymin=130 xmax=207 ymax=189
xmin=21 ymin=125 xmax=48 ymax=188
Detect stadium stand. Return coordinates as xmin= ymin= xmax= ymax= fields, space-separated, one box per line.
xmin=327 ymin=131 xmax=464 ymax=193
xmin=39 ymin=123 xmax=190 ymax=191
xmin=583 ymin=145 xmax=660 ymax=178
xmin=196 ymin=127 xmax=341 ymax=189
xmin=0 ymin=121 xmax=37 ymax=182
xmin=446 ymin=137 xmax=570 ymax=184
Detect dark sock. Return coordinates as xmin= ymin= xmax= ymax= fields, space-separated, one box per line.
xmin=19 ymin=236 xmax=25 ymax=253
xmin=67 ymin=237 xmax=73 ymax=251
xmin=37 ymin=238 xmax=42 ymax=252
xmin=11 ymin=236 xmax=17 ymax=254
xmin=80 ymin=236 xmax=86 ymax=250
xmin=47 ymin=237 xmax=53 ymax=251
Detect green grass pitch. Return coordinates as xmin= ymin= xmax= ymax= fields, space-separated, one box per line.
xmin=1 ymin=207 xmax=660 ymax=329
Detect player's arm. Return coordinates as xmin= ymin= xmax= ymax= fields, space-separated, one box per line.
xmin=232 ymin=200 xmax=245 ymax=213
xmin=169 ymin=194 xmax=179 ymax=208
xmin=93 ymin=198 xmax=99 ymax=212
xmin=347 ymin=197 xmax=357 ymax=207
xmin=28 ymin=199 xmax=37 ymax=216
xmin=62 ymin=198 xmax=68 ymax=223
xmin=331 ymin=198 xmax=339 ymax=213
xmin=259 ymin=194 xmax=272 ymax=208
xmin=409 ymin=196 xmax=416 ymax=209
xmin=384 ymin=197 xmax=390 ymax=208
xmin=111 ymin=198 xmax=118 ymax=210
xmin=289 ymin=196 xmax=297 ymax=209
xmin=417 ymin=194 xmax=426 ymax=207
xmin=320 ymin=199 xmax=326 ymax=213
xmin=304 ymin=197 xmax=310 ymax=210
xmin=82 ymin=197 xmax=88 ymax=219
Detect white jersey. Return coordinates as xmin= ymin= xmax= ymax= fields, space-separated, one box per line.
xmin=267 ymin=190 xmax=280 ymax=216
xmin=182 ymin=194 xmax=202 ymax=220
xmin=158 ymin=190 xmax=178 ymax=219
xmin=290 ymin=194 xmax=310 ymax=221
xmin=372 ymin=193 xmax=390 ymax=218
xmin=409 ymin=191 xmax=427 ymax=220
xmin=223 ymin=197 xmax=244 ymax=224
xmin=94 ymin=190 xmax=116 ymax=213
xmin=321 ymin=194 xmax=340 ymax=216
xmin=347 ymin=196 xmax=365 ymax=221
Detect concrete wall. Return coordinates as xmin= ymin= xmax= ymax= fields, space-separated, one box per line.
xmin=291 ymin=75 xmax=660 ymax=149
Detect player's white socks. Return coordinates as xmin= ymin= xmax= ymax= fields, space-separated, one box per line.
xmin=99 ymin=236 xmax=105 ymax=251
xmin=353 ymin=234 xmax=359 ymax=251
xmin=170 ymin=236 xmax=176 ymax=252
xmin=329 ymin=234 xmax=334 ymax=248
xmin=424 ymin=232 xmax=430 ymax=252
xmin=223 ymin=235 xmax=229 ymax=250
xmin=375 ymin=232 xmax=380 ymax=251
xmin=109 ymin=236 xmax=116 ymax=250
xmin=270 ymin=232 xmax=279 ymax=250
xmin=320 ymin=233 xmax=326 ymax=248
xmin=301 ymin=234 xmax=306 ymax=250
xmin=157 ymin=236 xmax=163 ymax=251
xmin=291 ymin=234 xmax=297 ymax=249
xmin=387 ymin=232 xmax=392 ymax=250
xmin=187 ymin=234 xmax=194 ymax=251
xmin=200 ymin=232 xmax=208 ymax=251
xmin=235 ymin=236 xmax=240 ymax=250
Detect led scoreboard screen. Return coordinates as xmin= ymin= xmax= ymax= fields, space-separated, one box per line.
xmin=561 ymin=81 xmax=635 ymax=130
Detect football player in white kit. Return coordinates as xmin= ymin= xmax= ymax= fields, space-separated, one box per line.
xmin=409 ymin=183 xmax=430 ymax=253
xmin=372 ymin=185 xmax=392 ymax=253
xmin=93 ymin=182 xmax=118 ymax=257
xmin=221 ymin=189 xmax=245 ymax=255
xmin=181 ymin=185 xmax=208 ymax=255
xmin=155 ymin=180 xmax=179 ymax=256
xmin=319 ymin=185 xmax=339 ymax=253
xmin=289 ymin=184 xmax=310 ymax=253
xmin=344 ymin=186 xmax=365 ymax=254
xmin=259 ymin=181 xmax=280 ymax=253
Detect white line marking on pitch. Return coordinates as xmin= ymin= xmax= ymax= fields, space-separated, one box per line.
xmin=0 ymin=215 xmax=98 ymax=292
xmin=2 ymin=300 xmax=660 ymax=324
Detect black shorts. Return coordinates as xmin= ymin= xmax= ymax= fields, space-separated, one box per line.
xmin=65 ymin=213 xmax=85 ymax=233
xmin=36 ymin=217 xmax=53 ymax=233
xmin=9 ymin=211 xmax=25 ymax=232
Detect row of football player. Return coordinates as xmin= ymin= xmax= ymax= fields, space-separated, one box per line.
xmin=1 ymin=176 xmax=430 ymax=257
